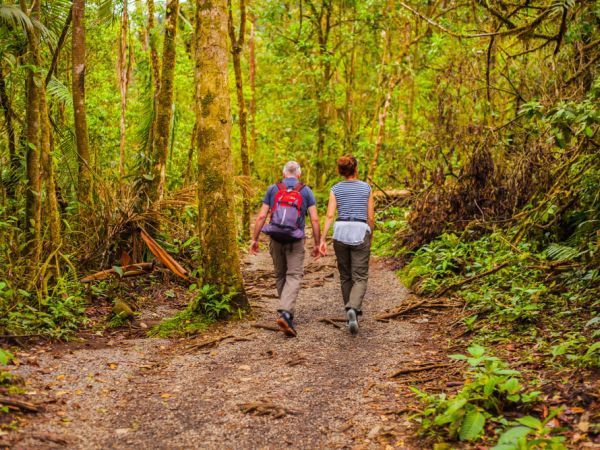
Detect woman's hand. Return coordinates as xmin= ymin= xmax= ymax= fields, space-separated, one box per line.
xmin=318 ymin=239 xmax=328 ymax=256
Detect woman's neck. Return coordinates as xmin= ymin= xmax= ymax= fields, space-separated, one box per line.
xmin=345 ymin=175 xmax=358 ymax=181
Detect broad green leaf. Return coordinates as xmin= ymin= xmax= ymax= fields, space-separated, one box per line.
xmin=112 ymin=265 xmax=124 ymax=277
xmin=493 ymin=426 xmax=531 ymax=448
xmin=459 ymin=409 xmax=485 ymax=441
xmin=468 ymin=344 xmax=485 ymax=358
xmin=516 ymin=415 xmax=542 ymax=429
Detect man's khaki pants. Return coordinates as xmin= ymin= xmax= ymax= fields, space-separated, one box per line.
xmin=269 ymin=238 xmax=305 ymax=317
xmin=333 ymin=234 xmax=371 ymax=313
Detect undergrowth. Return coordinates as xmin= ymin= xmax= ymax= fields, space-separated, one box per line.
xmin=412 ymin=345 xmax=565 ymax=448
xmin=149 ymin=284 xmax=239 ymax=338
xmin=399 ymin=230 xmax=599 ymax=368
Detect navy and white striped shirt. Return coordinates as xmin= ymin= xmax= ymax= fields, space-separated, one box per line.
xmin=331 ymin=180 xmax=371 ymax=221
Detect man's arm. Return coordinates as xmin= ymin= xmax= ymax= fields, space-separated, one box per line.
xmin=308 ymin=205 xmax=321 ymax=257
xmin=249 ymin=203 xmax=270 ymax=254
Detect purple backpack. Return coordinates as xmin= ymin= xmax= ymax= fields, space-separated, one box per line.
xmin=262 ymin=183 xmax=305 ymax=242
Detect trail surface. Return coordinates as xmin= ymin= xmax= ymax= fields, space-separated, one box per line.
xmin=8 ymin=248 xmax=454 ymax=449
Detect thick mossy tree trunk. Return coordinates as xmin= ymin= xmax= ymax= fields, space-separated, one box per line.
xmin=194 ymin=0 xmax=247 ymax=306
xmin=22 ymin=0 xmax=42 ymax=264
xmin=227 ymin=0 xmax=250 ymax=241
xmin=0 ymin=66 xmax=17 ymax=200
xmin=150 ymin=0 xmax=179 ymax=201
xmin=72 ymin=0 xmax=92 ymax=206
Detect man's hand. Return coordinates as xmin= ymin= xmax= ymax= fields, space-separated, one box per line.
xmin=311 ymin=246 xmax=321 ymax=259
xmin=249 ymin=239 xmax=259 ymax=255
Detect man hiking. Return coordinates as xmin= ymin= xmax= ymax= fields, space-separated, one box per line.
xmin=249 ymin=161 xmax=321 ymax=337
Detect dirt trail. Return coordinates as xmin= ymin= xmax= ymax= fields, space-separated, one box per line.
xmin=7 ymin=248 xmax=453 ymax=449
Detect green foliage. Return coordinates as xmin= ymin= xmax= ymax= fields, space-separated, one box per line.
xmin=0 ymin=272 xmax=88 ymax=339
xmin=0 ymin=348 xmax=14 ymax=366
xmin=493 ymin=410 xmax=566 ymax=450
xmin=149 ymin=284 xmax=236 ymax=338
xmin=413 ymin=345 xmax=541 ymax=443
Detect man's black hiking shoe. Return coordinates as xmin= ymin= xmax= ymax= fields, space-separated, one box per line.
xmin=276 ymin=312 xmax=297 ymax=337
xmin=347 ymin=308 xmax=359 ymax=335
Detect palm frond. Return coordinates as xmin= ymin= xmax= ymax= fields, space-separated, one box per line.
xmin=546 ymin=243 xmax=582 ymax=262
xmin=47 ymin=76 xmax=72 ymax=108
xmin=0 ymin=5 xmax=35 ymax=36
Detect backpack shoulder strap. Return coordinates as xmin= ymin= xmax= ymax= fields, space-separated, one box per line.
xmin=292 ymin=183 xmax=305 ymax=192
xmin=276 ymin=182 xmax=287 ymax=193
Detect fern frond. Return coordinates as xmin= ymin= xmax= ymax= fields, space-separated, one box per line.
xmin=47 ymin=76 xmax=72 ymax=108
xmin=546 ymin=243 xmax=581 ymax=262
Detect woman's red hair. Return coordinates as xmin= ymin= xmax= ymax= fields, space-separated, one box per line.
xmin=337 ymin=155 xmax=358 ymax=177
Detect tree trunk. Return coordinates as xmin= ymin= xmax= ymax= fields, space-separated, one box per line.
xmin=368 ymin=78 xmax=393 ymax=179
xmin=227 ymin=0 xmax=250 ymax=241
xmin=22 ymin=0 xmax=42 ymax=264
xmin=146 ymin=0 xmax=160 ymax=156
xmin=0 ymin=66 xmax=17 ymax=199
xmin=39 ymin=82 xmax=61 ymax=250
xmin=150 ymin=0 xmax=179 ymax=201
xmin=248 ymin=14 xmax=256 ymax=174
xmin=72 ymin=0 xmax=92 ymax=206
xmin=194 ymin=0 xmax=247 ymax=305
xmin=117 ymin=4 xmax=132 ymax=180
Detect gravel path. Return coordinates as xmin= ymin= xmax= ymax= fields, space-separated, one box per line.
xmin=7 ymin=247 xmax=443 ymax=449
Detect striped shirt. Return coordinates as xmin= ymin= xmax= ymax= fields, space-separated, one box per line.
xmin=331 ymin=180 xmax=372 ymax=245
xmin=331 ymin=180 xmax=371 ymax=221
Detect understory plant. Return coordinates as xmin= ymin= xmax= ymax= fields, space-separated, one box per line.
xmin=150 ymin=284 xmax=237 ymax=337
xmin=412 ymin=345 xmax=564 ymax=447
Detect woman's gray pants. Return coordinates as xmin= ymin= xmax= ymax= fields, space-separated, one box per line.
xmin=333 ymin=234 xmax=371 ymax=312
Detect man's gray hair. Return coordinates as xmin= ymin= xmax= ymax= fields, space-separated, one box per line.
xmin=283 ymin=161 xmax=301 ymax=177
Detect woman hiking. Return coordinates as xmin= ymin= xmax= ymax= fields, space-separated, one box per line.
xmin=319 ymin=155 xmax=375 ymax=334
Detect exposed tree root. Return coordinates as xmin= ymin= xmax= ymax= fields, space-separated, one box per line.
xmin=434 ymin=261 xmax=510 ymax=296
xmin=390 ymin=362 xmax=451 ymax=378
xmin=239 ymin=401 xmax=299 ymax=418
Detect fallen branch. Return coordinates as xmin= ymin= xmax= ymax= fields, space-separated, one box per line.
xmin=0 ymin=397 xmax=40 ymax=413
xmin=80 ymin=263 xmax=154 ymax=283
xmin=187 ymin=334 xmax=234 ymax=350
xmin=435 ymin=262 xmax=510 ymax=296
xmin=251 ymin=323 xmax=280 ymax=332
xmin=318 ymin=318 xmax=342 ymax=329
xmin=390 ymin=363 xmax=450 ymax=378
xmin=375 ymin=298 xmax=429 ymax=321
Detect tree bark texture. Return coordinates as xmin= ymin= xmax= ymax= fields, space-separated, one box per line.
xmin=39 ymin=81 xmax=62 ymax=250
xmin=227 ymin=0 xmax=250 ymax=241
xmin=72 ymin=0 xmax=92 ymax=205
xmin=194 ymin=0 xmax=247 ymax=303
xmin=151 ymin=0 xmax=179 ymax=201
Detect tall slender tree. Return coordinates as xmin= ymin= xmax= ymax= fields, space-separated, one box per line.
xmin=195 ymin=0 xmax=247 ymax=305
xmin=117 ymin=3 xmax=132 ymax=179
xmin=72 ymin=0 xmax=92 ymax=205
xmin=21 ymin=0 xmax=42 ymax=264
xmin=227 ymin=0 xmax=250 ymax=241
xmin=150 ymin=0 xmax=179 ymax=201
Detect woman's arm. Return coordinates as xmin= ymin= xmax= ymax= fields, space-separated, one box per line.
xmin=367 ymin=190 xmax=375 ymax=232
xmin=318 ymin=191 xmax=337 ymax=255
